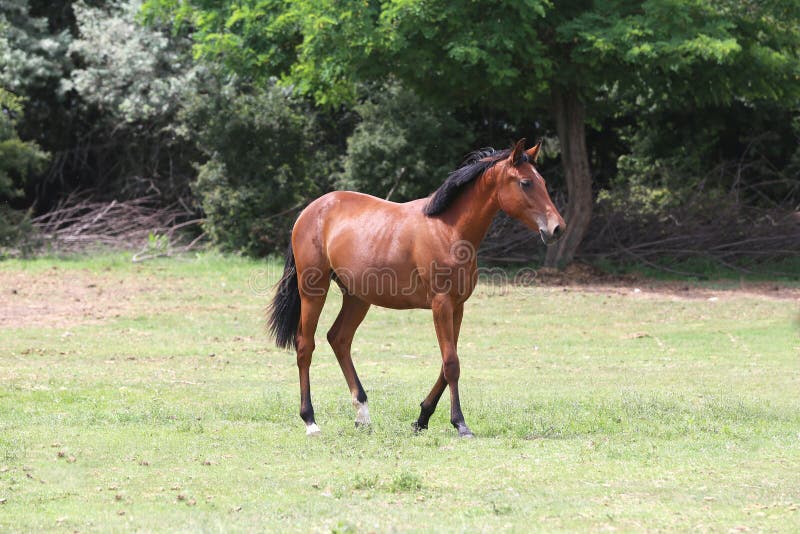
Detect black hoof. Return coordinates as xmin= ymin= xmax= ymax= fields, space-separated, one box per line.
xmin=411 ymin=421 xmax=428 ymax=433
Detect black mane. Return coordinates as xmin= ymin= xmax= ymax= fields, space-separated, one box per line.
xmin=423 ymin=147 xmax=511 ymax=216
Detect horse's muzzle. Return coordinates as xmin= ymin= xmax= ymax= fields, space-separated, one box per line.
xmin=539 ymin=224 xmax=565 ymax=245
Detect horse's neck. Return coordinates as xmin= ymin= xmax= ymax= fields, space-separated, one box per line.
xmin=443 ymin=171 xmax=500 ymax=248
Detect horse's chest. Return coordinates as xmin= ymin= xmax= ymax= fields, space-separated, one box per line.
xmin=425 ymin=259 xmax=478 ymax=302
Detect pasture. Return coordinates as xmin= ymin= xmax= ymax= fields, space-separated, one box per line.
xmin=1 ymin=253 xmax=799 ymax=532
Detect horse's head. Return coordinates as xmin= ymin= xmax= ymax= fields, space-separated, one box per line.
xmin=495 ymin=138 xmax=566 ymax=245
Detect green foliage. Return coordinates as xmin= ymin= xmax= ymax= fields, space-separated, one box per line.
xmin=598 ymin=124 xmax=714 ymax=216
xmin=0 ymin=0 xmax=71 ymax=94
xmin=144 ymin=231 xmax=169 ymax=254
xmin=0 ymin=18 xmax=48 ymax=200
xmin=0 ymin=14 xmax=48 ymax=254
xmin=141 ymin=0 xmax=300 ymax=84
xmin=605 ymin=98 xmax=800 ymax=215
xmin=562 ymin=0 xmax=800 ymax=107
xmin=0 ymin=203 xmax=38 ymax=257
xmin=336 ymin=83 xmax=473 ymax=200
xmin=66 ymin=0 xmax=197 ymax=124
xmin=0 ymin=0 xmax=72 ymax=180
xmin=153 ymin=0 xmax=799 ymax=112
xmin=56 ymin=0 xmax=201 ymax=199
xmin=0 ymin=88 xmax=47 ymax=199
xmin=188 ymin=81 xmax=333 ymax=255
xmin=142 ymin=0 xmax=553 ymax=108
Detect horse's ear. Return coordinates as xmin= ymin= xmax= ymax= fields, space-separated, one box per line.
xmin=510 ymin=138 xmax=526 ymax=165
xmin=525 ymin=138 xmax=543 ymax=163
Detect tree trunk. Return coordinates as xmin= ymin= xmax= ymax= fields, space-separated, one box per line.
xmin=544 ymin=88 xmax=593 ymax=269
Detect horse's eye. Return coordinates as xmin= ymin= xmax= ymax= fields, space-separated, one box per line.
xmin=519 ymin=179 xmax=532 ymax=189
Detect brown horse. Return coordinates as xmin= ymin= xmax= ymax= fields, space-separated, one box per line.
xmin=268 ymin=138 xmax=565 ymax=437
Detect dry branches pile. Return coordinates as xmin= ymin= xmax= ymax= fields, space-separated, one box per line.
xmin=580 ymin=205 xmax=800 ymax=275
xmin=480 ymin=204 xmax=799 ymax=275
xmin=32 ymin=192 xmax=205 ymax=260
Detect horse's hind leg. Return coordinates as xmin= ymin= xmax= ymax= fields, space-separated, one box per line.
xmin=296 ymin=267 xmax=330 ymax=436
xmin=327 ymin=292 xmax=371 ymax=427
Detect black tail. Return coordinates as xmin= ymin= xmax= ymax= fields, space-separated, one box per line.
xmin=268 ymin=243 xmax=301 ymax=350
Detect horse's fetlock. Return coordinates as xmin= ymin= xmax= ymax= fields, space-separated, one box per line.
xmin=299 ymin=405 xmax=315 ymax=424
xmin=419 ymin=401 xmax=435 ymax=419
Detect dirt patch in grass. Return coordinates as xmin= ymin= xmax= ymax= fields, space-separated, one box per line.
xmin=0 ymin=266 xmax=157 ymax=328
xmin=2 ymin=261 xmax=796 ymax=330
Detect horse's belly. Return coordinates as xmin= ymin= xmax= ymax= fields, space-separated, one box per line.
xmin=332 ymin=261 xmax=431 ymax=309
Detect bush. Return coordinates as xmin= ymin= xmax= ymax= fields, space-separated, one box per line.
xmin=188 ymin=81 xmax=335 ymax=256
xmin=0 ymin=86 xmax=47 ymax=256
xmin=0 ymin=204 xmax=39 ymax=258
xmin=0 ymin=87 xmax=47 ymax=200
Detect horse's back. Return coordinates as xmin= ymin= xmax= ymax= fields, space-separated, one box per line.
xmin=292 ymin=190 xmax=434 ymax=307
xmin=300 ymin=190 xmax=426 ymax=215
xmin=294 ymin=191 xmax=427 ymax=240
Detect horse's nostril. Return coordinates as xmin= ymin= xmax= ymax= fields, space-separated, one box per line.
xmin=552 ymin=224 xmax=563 ymax=238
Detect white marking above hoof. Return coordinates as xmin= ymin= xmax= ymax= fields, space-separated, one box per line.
xmin=354 ymin=400 xmax=371 ymax=426
xmin=305 ymin=423 xmax=321 ymax=436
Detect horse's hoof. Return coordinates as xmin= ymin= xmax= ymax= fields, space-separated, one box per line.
xmin=456 ymin=426 xmax=474 ymax=438
xmin=355 ymin=416 xmax=372 ymax=427
xmin=305 ymin=423 xmax=321 ymax=436
xmin=354 ymin=421 xmax=373 ymax=433
xmin=411 ymin=421 xmax=427 ymax=433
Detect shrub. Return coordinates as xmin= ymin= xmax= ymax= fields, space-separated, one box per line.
xmin=188 ymin=81 xmax=334 ymax=256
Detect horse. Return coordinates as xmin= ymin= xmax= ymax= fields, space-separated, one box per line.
xmin=268 ymin=138 xmax=566 ymax=437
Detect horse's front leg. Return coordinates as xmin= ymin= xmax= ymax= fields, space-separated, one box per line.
xmin=414 ymin=302 xmax=463 ymax=432
xmin=431 ymin=296 xmax=473 ymax=438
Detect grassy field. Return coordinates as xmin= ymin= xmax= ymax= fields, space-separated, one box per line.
xmin=1 ymin=253 xmax=799 ymax=532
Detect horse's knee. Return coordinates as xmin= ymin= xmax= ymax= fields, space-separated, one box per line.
xmin=326 ymin=328 xmax=351 ymax=359
xmin=296 ymin=337 xmax=315 ymax=366
xmin=442 ymin=352 xmax=460 ymax=383
xmin=326 ymin=328 xmax=341 ymax=350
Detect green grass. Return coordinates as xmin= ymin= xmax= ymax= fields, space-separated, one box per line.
xmin=1 ymin=253 xmax=799 ymax=532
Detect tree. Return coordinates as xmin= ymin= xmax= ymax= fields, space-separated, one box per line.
xmin=147 ymin=0 xmax=800 ymax=266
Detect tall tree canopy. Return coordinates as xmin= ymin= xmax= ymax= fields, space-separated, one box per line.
xmin=143 ymin=0 xmax=800 ymax=266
